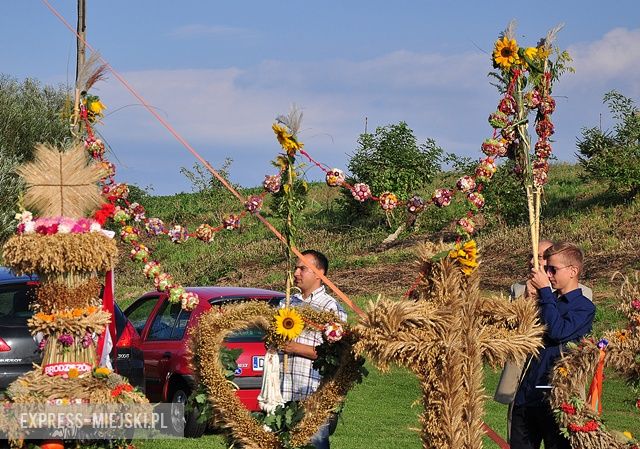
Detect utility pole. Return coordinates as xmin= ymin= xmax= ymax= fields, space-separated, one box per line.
xmin=75 ymin=0 xmax=86 ymax=85
xmin=73 ymin=0 xmax=86 ymax=133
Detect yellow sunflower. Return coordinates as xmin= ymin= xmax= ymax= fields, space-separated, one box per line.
xmin=272 ymin=122 xmax=303 ymax=156
xmin=449 ymin=239 xmax=479 ymax=276
xmin=493 ymin=36 xmax=520 ymax=70
xmin=274 ymin=308 xmax=304 ymax=340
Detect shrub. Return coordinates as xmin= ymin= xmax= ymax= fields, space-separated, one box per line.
xmin=341 ymin=122 xmax=442 ymax=227
xmin=577 ymin=90 xmax=640 ymax=196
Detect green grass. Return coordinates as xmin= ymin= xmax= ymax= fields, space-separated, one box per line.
xmin=131 ymin=365 xmax=639 ymax=448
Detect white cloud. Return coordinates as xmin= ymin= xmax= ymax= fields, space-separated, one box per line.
xmin=567 ymin=27 xmax=640 ymax=91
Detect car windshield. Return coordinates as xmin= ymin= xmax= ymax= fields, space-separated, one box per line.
xmin=211 ymin=296 xmax=283 ymax=342
xmin=0 ymin=283 xmax=36 ymax=322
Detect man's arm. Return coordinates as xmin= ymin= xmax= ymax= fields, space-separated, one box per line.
xmin=283 ymin=341 xmax=317 ymax=360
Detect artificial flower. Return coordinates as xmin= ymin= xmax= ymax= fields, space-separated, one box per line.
xmin=432 ymin=189 xmax=453 ymax=208
xmin=195 ymin=224 xmax=215 ymax=243
xmin=351 ymin=183 xmax=372 ymax=202
xmin=325 ymin=169 xmax=345 ymax=187
xmin=406 ymin=195 xmax=425 ymax=214
xmin=557 ymin=366 xmax=569 ymax=377
xmin=448 ymin=240 xmax=479 ymax=275
xmin=379 ymin=191 xmax=399 ymax=211
xmin=274 ymin=308 xmax=304 ymax=340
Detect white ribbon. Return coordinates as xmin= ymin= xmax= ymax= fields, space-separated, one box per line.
xmin=257 ymin=348 xmax=285 ymax=414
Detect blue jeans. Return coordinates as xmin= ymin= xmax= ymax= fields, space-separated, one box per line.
xmin=310 ymin=420 xmax=330 ymax=449
xmin=310 ymin=413 xmax=338 ymax=449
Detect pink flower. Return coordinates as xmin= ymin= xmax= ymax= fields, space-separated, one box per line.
xmin=432 ymin=189 xmax=453 ymax=207
xmin=71 ymin=218 xmax=92 ymax=233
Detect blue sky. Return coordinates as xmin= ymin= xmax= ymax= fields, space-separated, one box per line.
xmin=2 ymin=1 xmax=639 ymax=195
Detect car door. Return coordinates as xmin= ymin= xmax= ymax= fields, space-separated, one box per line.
xmin=139 ymin=298 xmax=192 ymax=402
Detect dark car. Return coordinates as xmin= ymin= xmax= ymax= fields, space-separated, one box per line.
xmin=124 ymin=287 xmax=284 ymax=438
xmin=0 ymin=267 xmax=144 ymax=391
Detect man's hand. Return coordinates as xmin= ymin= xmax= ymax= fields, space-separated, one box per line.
xmin=524 ymin=279 xmax=537 ymax=300
xmin=283 ymin=341 xmax=318 ymax=360
xmin=529 ymin=267 xmax=551 ymax=291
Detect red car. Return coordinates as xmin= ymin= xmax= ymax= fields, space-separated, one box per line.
xmin=123 ymin=287 xmax=284 ymax=437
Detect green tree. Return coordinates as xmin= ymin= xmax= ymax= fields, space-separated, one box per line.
xmin=342 ymin=122 xmax=442 ymax=227
xmin=0 ymin=75 xmax=72 ymax=241
xmin=0 ymin=75 xmax=72 ymax=161
xmin=348 ymin=122 xmax=442 ymax=199
xmin=577 ymin=90 xmax=640 ymax=195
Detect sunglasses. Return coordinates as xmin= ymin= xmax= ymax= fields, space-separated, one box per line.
xmin=544 ymin=265 xmax=572 ymax=275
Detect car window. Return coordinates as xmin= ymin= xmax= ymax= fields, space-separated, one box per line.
xmin=147 ymin=301 xmax=192 ymax=341
xmin=0 ymin=284 xmax=36 ymax=321
xmin=125 ymin=296 xmax=159 ymax=335
xmin=211 ymin=296 xmax=283 ymax=342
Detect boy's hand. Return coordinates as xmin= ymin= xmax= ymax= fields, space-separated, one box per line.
xmin=529 ymin=267 xmax=551 ymax=291
xmin=524 ymin=279 xmax=537 ymax=300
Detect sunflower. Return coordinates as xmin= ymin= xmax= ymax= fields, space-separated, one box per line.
xmin=493 ymin=36 xmax=520 ymax=70
xmin=449 ymin=239 xmax=479 ymax=276
xmin=272 ymin=122 xmax=303 ymax=156
xmin=274 ymin=308 xmax=304 ymax=340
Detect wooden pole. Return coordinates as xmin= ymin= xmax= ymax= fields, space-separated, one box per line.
xmin=73 ymin=0 xmax=86 ymax=133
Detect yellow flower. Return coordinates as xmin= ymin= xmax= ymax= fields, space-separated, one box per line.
xmin=88 ymin=99 xmax=106 ymax=115
xmin=35 ymin=312 xmax=55 ymax=322
xmin=449 ymin=240 xmax=479 ymax=275
xmin=273 ymin=123 xmax=292 ymax=145
xmin=536 ymin=45 xmax=551 ymax=60
xmin=557 ymin=366 xmax=569 ymax=377
xmin=68 ymin=368 xmax=79 ymax=379
xmin=524 ymin=47 xmax=538 ymax=60
xmin=493 ymin=36 xmax=520 ymax=70
xmin=72 ymin=308 xmax=84 ymax=317
xmin=623 ymin=431 xmax=633 ymax=440
xmin=616 ymin=329 xmax=629 ymax=341
xmin=274 ymin=308 xmax=304 ymax=340
xmin=94 ymin=367 xmax=111 ymax=377
xmin=272 ymin=123 xmax=303 ymax=156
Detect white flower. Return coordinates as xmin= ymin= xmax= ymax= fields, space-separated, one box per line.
xmin=15 ymin=210 xmax=33 ymax=223
xmin=23 ymin=221 xmax=36 ymax=234
xmin=57 ymin=223 xmax=72 ymax=234
xmin=89 ymin=221 xmax=102 ymax=232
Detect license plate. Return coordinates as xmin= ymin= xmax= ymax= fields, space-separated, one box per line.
xmin=252 ymin=355 xmax=264 ymax=371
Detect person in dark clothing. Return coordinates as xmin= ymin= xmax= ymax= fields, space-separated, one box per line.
xmin=510 ymin=242 xmax=596 ymax=449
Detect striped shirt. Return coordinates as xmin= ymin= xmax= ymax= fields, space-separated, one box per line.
xmin=280 ymin=285 xmax=347 ymax=401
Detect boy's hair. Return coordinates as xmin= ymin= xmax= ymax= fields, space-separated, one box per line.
xmin=301 ymin=249 xmax=329 ymax=275
xmin=543 ymin=242 xmax=584 ymax=275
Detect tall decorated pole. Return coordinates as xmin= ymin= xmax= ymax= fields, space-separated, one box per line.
xmin=489 ymin=21 xmax=572 ymax=269
xmin=272 ymin=107 xmax=306 ymax=307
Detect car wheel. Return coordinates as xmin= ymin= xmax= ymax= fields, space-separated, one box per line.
xmin=171 ymin=387 xmax=206 ymax=438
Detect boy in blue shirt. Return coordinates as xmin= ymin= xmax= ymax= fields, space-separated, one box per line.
xmin=510 ymin=242 xmax=596 ymax=449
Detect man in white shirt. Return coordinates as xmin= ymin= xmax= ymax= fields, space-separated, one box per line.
xmin=281 ymin=250 xmax=346 ymax=449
